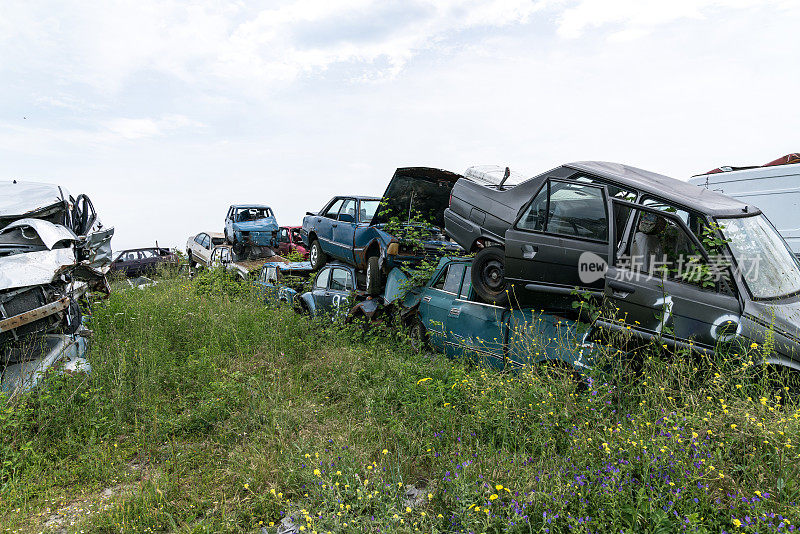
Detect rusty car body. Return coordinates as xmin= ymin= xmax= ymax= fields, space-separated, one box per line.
xmin=111 ymin=247 xmax=177 ymax=277
xmin=224 ymin=204 xmax=279 ymax=259
xmin=276 ymin=226 xmax=309 ymax=259
xmin=301 ymin=167 xmax=463 ymax=295
xmin=186 ymin=231 xmax=226 ymax=269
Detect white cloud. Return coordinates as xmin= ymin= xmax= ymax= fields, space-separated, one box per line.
xmin=104 ymin=115 xmax=204 ymax=140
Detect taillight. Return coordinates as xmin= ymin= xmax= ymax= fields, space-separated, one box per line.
xmin=449 ymin=193 xmax=452 ymax=207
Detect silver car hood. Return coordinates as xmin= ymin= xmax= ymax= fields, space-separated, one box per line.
xmin=0 ymin=218 xmax=77 ymax=250
xmin=0 ymin=181 xmax=70 ymax=218
xmin=0 ymin=248 xmax=76 ymax=290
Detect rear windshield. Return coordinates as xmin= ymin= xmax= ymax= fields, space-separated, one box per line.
xmin=211 ymin=237 xmax=225 ymax=246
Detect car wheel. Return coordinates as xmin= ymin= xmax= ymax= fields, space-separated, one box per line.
xmin=409 ymin=319 xmax=428 ymax=353
xmin=310 ymin=240 xmax=327 ymax=270
xmin=472 ymin=246 xmax=509 ymax=306
xmin=366 ymin=256 xmax=382 ymax=295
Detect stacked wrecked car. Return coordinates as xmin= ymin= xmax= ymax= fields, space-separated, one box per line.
xmin=0 ymin=181 xmax=113 ymax=393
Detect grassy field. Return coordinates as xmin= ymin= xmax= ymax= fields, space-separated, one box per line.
xmin=1 ymin=270 xmax=799 ymax=533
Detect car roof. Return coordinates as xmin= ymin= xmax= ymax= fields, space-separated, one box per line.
xmin=117 ymin=247 xmax=168 ymax=252
xmin=231 ymin=204 xmax=272 ymax=209
xmin=331 ymin=196 xmax=381 ymax=201
xmin=200 ymin=231 xmax=224 ymax=238
xmin=566 ymin=161 xmax=759 ymax=217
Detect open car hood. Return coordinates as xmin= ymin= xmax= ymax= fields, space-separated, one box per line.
xmin=370 ymin=167 xmax=462 ymax=228
xmin=0 ymin=181 xmax=70 ymax=219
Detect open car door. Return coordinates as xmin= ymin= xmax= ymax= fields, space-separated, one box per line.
xmin=600 ymin=200 xmax=742 ymax=351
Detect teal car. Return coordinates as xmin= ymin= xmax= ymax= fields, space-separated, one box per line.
xmin=254 ymin=261 xmax=313 ymax=305
xmin=402 ymin=257 xmax=596 ymax=371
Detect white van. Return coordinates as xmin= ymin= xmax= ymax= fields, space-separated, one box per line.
xmin=689 ymin=154 xmax=800 ymax=255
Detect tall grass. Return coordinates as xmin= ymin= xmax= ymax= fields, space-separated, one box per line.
xmin=0 ymin=270 xmax=798 ymax=533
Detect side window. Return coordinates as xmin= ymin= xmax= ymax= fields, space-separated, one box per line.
xmin=443 ymin=263 xmax=466 ymax=294
xmin=641 ymin=198 xmax=708 ymax=242
xmin=338 ymin=199 xmax=356 ymax=223
xmin=620 ymin=207 xmax=730 ymax=292
xmin=265 ymin=266 xmax=278 ymax=283
xmin=195 ymin=234 xmax=205 ymax=246
xmin=280 ymin=228 xmax=289 ymax=242
xmin=315 ymin=268 xmax=330 ymax=289
xmin=459 ymin=266 xmax=472 ymax=299
xmin=517 ymin=181 xmax=608 ymax=241
xmin=330 ymin=268 xmax=354 ymax=291
xmin=324 ymin=199 xmax=344 ymax=219
xmin=431 ymin=265 xmax=449 ymax=290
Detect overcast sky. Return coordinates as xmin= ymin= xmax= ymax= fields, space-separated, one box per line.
xmin=1 ymin=0 xmax=798 ymax=250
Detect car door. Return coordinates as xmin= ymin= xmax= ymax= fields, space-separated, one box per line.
xmin=315 ymin=199 xmax=344 ymax=258
xmin=505 ymin=179 xmax=611 ymax=294
xmin=603 ymin=201 xmax=742 ymax=350
xmin=445 ymin=265 xmax=507 ymax=370
xmin=309 ymin=267 xmax=332 ymax=313
xmin=277 ymin=228 xmax=290 ymax=256
xmin=332 ymin=198 xmax=358 ymax=263
xmin=420 ymin=262 xmax=463 ymax=354
xmin=328 ymin=267 xmax=355 ymax=316
xmin=224 ymin=208 xmax=234 ymax=240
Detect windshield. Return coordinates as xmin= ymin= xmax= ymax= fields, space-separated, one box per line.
xmin=718 ymin=214 xmax=800 ymax=299
xmin=360 ymin=200 xmax=380 ymax=223
xmin=236 ymin=207 xmax=272 ymax=222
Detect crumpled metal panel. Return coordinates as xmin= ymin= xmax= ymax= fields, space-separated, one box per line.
xmin=0 ymin=181 xmax=70 ymax=218
xmin=0 ymin=218 xmax=77 ymax=250
xmin=0 ymin=248 xmax=75 ymax=290
xmin=83 ymin=227 xmax=115 ymax=269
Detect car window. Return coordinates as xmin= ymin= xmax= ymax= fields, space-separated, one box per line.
xmin=195 ymin=234 xmax=205 ymax=246
xmin=140 ymin=249 xmax=156 ymax=259
xmin=459 ymin=266 xmax=472 ymax=299
xmin=330 ymin=268 xmax=354 ymax=291
xmin=443 ymin=263 xmax=465 ymax=294
xmin=291 ymin=228 xmax=303 ymax=243
xmin=210 ymin=236 xmax=225 ymax=246
xmin=263 ymin=266 xmax=278 ymax=283
xmin=360 ymin=200 xmax=380 ymax=223
xmin=641 ymin=198 xmax=709 ymax=242
xmin=280 ymin=228 xmax=289 ymax=242
xmin=324 ymin=199 xmax=344 ymax=219
xmin=431 ymin=265 xmax=449 ymax=290
xmin=620 ymin=207 xmax=731 ymax=293
xmin=338 ymin=199 xmax=356 ymax=222
xmin=124 ymin=251 xmax=139 ymax=262
xmin=518 ymin=181 xmax=608 ymax=242
xmin=315 ymin=268 xmax=331 ymax=289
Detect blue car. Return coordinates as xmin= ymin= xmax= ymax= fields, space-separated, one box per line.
xmin=301 ymin=167 xmax=463 ymax=295
xmin=254 ymin=261 xmax=314 ymax=305
xmin=402 ymin=257 xmax=596 ymax=372
xmin=224 ymin=205 xmax=279 ymax=259
xmin=296 ymin=263 xmax=359 ymax=318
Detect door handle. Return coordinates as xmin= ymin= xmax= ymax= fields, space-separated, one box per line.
xmin=607 ymin=278 xmax=636 ymax=298
xmin=332 ymin=223 xmax=338 ymax=228
xmin=449 ymin=307 xmax=461 ymax=317
xmin=522 ymin=244 xmax=538 ymax=259
xmin=422 ymin=296 xmax=432 ymax=303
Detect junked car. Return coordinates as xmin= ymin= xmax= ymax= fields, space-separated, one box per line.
xmin=444 ymin=161 xmax=800 ymax=373
xmin=254 ymin=261 xmax=313 ymax=305
xmin=208 ymin=244 xmax=286 ymax=280
xmin=301 ymin=167 xmax=463 ymax=295
xmin=186 ymin=231 xmax=225 ymax=268
xmin=276 ymin=226 xmax=309 ymax=259
xmin=0 ymin=180 xmax=113 ymax=392
xmin=400 ymin=257 xmax=592 ymax=372
xmin=111 ymin=247 xmax=177 ymax=277
xmin=224 ymin=205 xmax=279 ymax=259
xmin=295 ymin=262 xmax=359 ymax=317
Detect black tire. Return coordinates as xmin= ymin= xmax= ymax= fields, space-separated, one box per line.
xmin=409 ymin=318 xmax=428 ymax=353
xmin=309 ymin=240 xmax=327 ymax=270
xmin=187 ymin=251 xmax=197 ymax=269
xmin=366 ymin=256 xmax=382 ymax=295
xmin=472 ymin=246 xmax=509 ymax=306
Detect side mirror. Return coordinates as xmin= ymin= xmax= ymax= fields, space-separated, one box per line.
xmin=306 ymin=211 xmax=316 ymax=216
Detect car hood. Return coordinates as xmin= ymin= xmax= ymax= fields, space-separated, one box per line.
xmin=233 ymin=218 xmax=279 ymax=232
xmin=0 ymin=181 xmax=70 ymax=219
xmin=370 ymin=167 xmax=462 ymax=229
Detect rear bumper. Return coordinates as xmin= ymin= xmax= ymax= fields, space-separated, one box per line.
xmin=444 ymin=208 xmax=483 ymax=250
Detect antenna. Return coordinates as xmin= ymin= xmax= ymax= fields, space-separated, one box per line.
xmin=498 ymin=167 xmax=511 ymax=189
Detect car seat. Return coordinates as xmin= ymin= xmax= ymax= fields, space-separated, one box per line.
xmin=630 ymin=213 xmax=666 ymax=274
